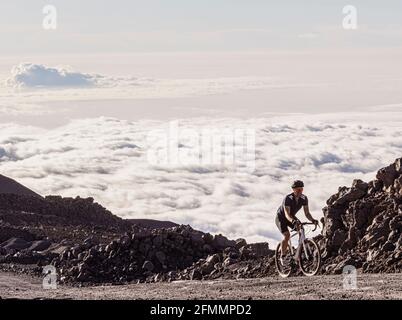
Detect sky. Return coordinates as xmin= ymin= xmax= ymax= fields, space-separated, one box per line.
xmin=1 ymin=0 xmax=402 ymax=54
xmin=0 ymin=1 xmax=402 ymax=244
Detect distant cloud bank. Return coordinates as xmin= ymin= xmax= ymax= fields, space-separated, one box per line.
xmin=7 ymin=63 xmax=100 ymax=88
xmin=1 ymin=62 xmax=293 ymax=101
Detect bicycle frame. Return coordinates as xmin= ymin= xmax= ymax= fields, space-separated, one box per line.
xmin=287 ymin=226 xmax=312 ymax=261
xmin=275 ymin=222 xmax=320 ymax=277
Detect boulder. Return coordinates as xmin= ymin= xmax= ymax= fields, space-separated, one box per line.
xmin=155 ymin=251 xmax=166 ymax=264
xmin=382 ymin=241 xmax=396 ymax=252
xmin=200 ymin=262 xmax=215 ymax=275
xmin=211 ymin=234 xmax=235 ymax=250
xmin=332 ymin=184 xmax=367 ymax=206
xmin=142 ymin=260 xmax=154 ymax=272
xmin=235 ymin=238 xmax=247 ymax=249
xmin=0 ymin=238 xmax=31 ymax=251
xmin=190 ymin=269 xmax=202 ymax=280
xmin=394 ymin=158 xmax=402 ymax=173
xmin=206 ymin=254 xmax=221 ymax=265
xmin=376 ymin=163 xmax=398 ymax=188
xmin=331 ymin=229 xmax=348 ymax=248
xmin=223 ymin=257 xmax=236 ymax=267
xmin=246 ymin=242 xmax=272 ymax=258
xmin=26 ymin=240 xmax=52 ymax=252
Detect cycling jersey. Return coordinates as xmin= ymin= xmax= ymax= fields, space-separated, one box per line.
xmin=276 ymin=193 xmax=308 ymax=220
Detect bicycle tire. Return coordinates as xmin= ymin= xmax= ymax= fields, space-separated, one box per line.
xmin=275 ymin=242 xmax=292 ymax=278
xmin=298 ymin=239 xmax=321 ymax=276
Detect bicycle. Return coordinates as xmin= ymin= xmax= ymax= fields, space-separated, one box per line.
xmin=275 ymin=222 xmax=321 ymax=278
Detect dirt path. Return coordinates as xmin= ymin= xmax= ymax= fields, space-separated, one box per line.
xmin=0 ymin=272 xmax=400 ymax=300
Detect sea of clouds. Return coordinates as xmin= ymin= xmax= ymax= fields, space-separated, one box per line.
xmin=1 ymin=63 xmax=401 ymax=244
xmin=0 ymin=114 xmax=401 ymax=245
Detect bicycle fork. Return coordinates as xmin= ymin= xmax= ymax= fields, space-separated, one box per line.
xmin=289 ymin=229 xmax=311 ymax=261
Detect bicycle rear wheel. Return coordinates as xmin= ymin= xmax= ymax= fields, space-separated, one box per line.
xmin=275 ymin=243 xmax=292 ymax=278
xmin=299 ymin=239 xmax=321 ymax=276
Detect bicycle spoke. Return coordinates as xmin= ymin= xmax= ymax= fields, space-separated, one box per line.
xmin=275 ymin=244 xmax=293 ymax=277
xmin=299 ymin=240 xmax=321 ymax=275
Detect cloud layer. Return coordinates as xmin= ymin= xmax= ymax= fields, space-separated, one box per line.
xmin=7 ymin=63 xmax=99 ymax=88
xmin=1 ymin=63 xmax=322 ymax=116
xmin=0 ymin=114 xmax=401 ymax=245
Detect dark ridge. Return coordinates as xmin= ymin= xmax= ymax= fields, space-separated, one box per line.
xmin=127 ymin=219 xmax=179 ymax=229
xmin=0 ymin=174 xmax=42 ymax=198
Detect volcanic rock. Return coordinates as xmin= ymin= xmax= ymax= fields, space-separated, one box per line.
xmin=319 ymin=157 xmax=402 ymax=274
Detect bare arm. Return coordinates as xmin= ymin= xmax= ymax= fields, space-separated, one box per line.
xmin=284 ymin=206 xmax=294 ymax=223
xmin=303 ymin=205 xmax=315 ymax=222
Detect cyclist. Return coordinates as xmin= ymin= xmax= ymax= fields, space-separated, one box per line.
xmin=275 ymin=180 xmax=319 ymax=264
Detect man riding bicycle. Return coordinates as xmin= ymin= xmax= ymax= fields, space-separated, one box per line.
xmin=275 ymin=180 xmax=319 ymax=264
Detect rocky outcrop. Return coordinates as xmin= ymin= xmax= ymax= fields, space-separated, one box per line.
xmin=51 ymin=226 xmax=266 ymax=284
xmin=319 ymin=157 xmax=402 ymax=274
xmin=0 ymin=223 xmax=274 ymax=284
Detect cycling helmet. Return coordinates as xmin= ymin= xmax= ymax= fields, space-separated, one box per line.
xmin=291 ymin=180 xmax=304 ymax=188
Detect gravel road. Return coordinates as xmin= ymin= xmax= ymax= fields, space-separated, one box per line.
xmin=0 ymin=272 xmax=401 ymax=300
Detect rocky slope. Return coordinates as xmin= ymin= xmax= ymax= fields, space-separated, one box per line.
xmin=0 ymin=158 xmax=401 ymax=284
xmin=316 ymin=157 xmax=402 ymax=274
xmin=51 ymin=225 xmax=273 ymax=284
xmin=0 ymin=174 xmax=42 ymax=198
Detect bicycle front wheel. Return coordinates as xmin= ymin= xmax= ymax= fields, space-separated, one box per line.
xmin=299 ymin=239 xmax=321 ymax=276
xmin=275 ymin=243 xmax=292 ymax=278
